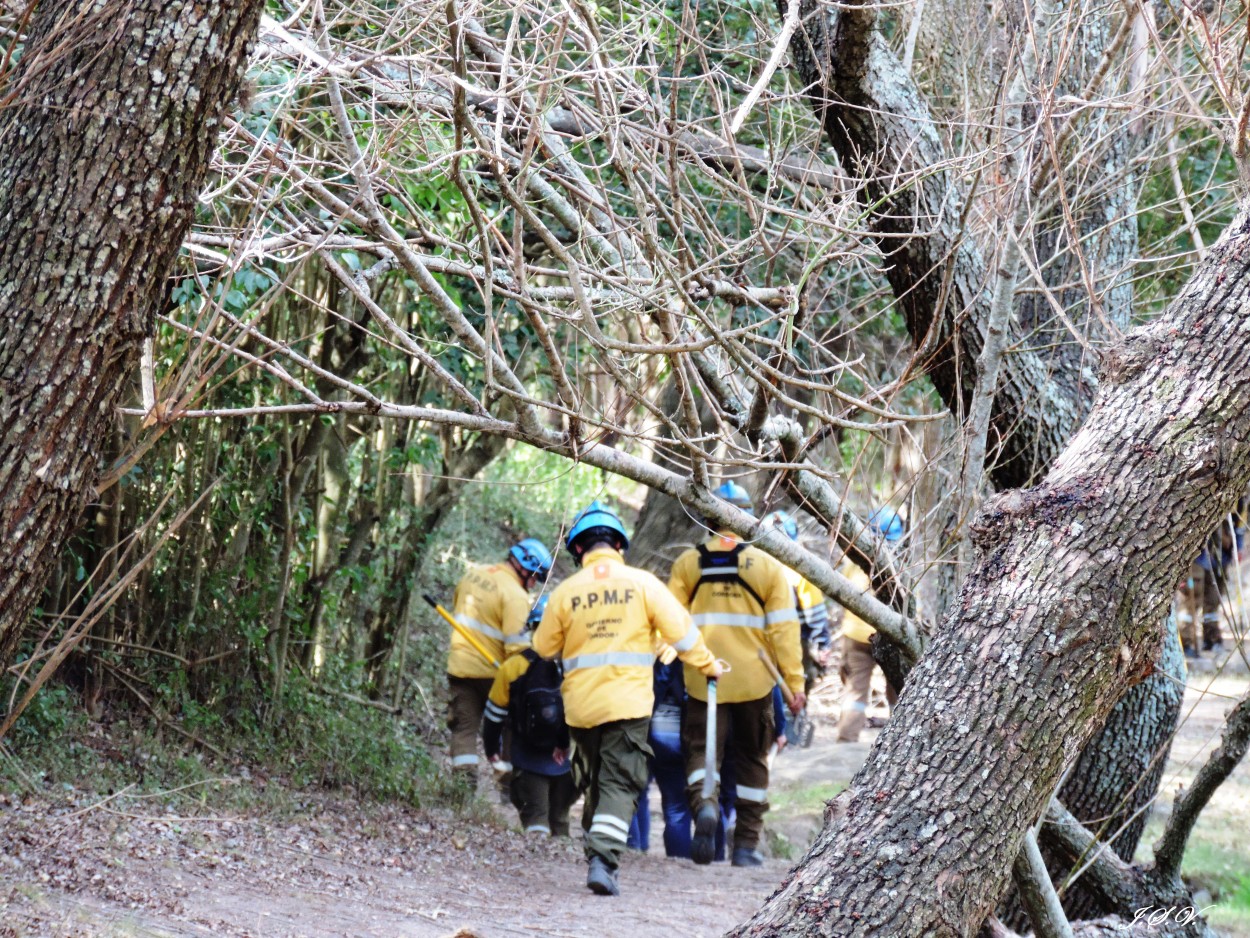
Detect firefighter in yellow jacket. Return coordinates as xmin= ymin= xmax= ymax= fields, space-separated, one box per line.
xmin=836 ymin=508 xmax=903 ymax=743
xmin=763 ymin=510 xmax=833 ymax=694
xmin=446 ymin=538 xmax=552 ymax=777
xmin=533 ymin=501 xmax=720 ymax=897
xmin=669 ymin=482 xmax=805 ymax=867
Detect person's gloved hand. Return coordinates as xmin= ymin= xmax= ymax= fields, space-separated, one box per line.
xmin=789 ymin=691 xmax=807 ymax=716
xmin=702 ymin=659 xmax=725 ymax=679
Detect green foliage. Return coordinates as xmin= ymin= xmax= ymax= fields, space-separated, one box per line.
xmin=472 ymin=443 xmax=619 ymax=544
xmin=234 ymin=676 xmax=450 ymax=806
xmin=1 ymin=674 xmax=451 ymax=810
xmin=3 ymin=681 xmax=83 ymax=754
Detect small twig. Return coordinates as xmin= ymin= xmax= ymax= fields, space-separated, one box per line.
xmin=1153 ymin=688 xmax=1250 ymax=881
xmin=1013 ymin=829 xmax=1076 ymax=938
xmin=313 ymin=684 xmax=401 ymax=715
xmin=59 ymin=784 xmax=137 ymax=821
xmin=729 ymin=0 xmax=802 ymax=135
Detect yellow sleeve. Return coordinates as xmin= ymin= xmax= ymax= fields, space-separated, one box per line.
xmin=837 ymin=562 xmax=876 ymax=642
xmin=532 ymin=593 xmax=565 ymax=660
xmin=500 ymin=581 xmax=532 ymax=656
xmin=667 ymin=549 xmax=697 ymax=609
xmin=649 ymin=573 xmax=716 ymax=674
xmin=764 ymin=561 xmax=804 ymax=696
xmin=796 ymin=578 xmax=824 ymax=610
xmin=488 ymin=654 xmax=527 ymax=709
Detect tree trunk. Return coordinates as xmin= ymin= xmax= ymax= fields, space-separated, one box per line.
xmin=0 ymin=0 xmax=263 ymax=673
xmin=731 ymin=203 xmax=1250 ymax=936
xmin=779 ymin=0 xmax=1181 ymax=904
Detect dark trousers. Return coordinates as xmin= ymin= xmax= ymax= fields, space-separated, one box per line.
xmin=447 ymin=675 xmax=493 ymax=771
xmin=570 ymin=718 xmax=652 ymax=869
xmin=1178 ymin=562 xmax=1223 ymax=652
xmin=511 ymin=769 xmax=576 ymax=836
xmin=682 ymin=695 xmax=773 ymax=851
xmin=627 ymin=705 xmax=691 ymax=857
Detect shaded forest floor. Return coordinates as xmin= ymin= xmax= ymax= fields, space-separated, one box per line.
xmin=2 ymin=667 xmax=1248 ymax=937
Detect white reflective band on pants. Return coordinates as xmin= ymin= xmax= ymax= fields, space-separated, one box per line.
xmin=687 ymin=768 xmax=719 ymax=786
xmin=452 ymin=754 xmax=479 ymax=766
xmin=736 ymin=784 xmax=768 ymax=803
xmin=525 ymin=824 xmax=551 ymax=834
xmin=563 ymin=651 xmax=654 ymax=672
xmin=848 ymin=701 xmax=867 ymax=712
xmin=692 ymin=612 xmax=764 ymax=629
xmin=590 ymin=813 xmax=630 ymax=843
xmin=1177 ymin=613 xmax=1194 ymax=622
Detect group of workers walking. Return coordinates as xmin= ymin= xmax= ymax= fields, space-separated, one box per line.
xmin=440 ymin=485 xmax=900 ymax=896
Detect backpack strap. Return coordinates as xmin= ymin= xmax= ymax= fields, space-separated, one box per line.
xmin=689 ymin=542 xmax=767 ymax=612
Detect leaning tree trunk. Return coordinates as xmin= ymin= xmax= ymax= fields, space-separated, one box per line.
xmin=731 ymin=202 xmax=1250 ymax=936
xmin=779 ymin=0 xmax=1184 ymax=909
xmin=0 ymin=0 xmax=263 ymax=672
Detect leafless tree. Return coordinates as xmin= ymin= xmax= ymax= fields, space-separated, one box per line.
xmin=5 ymin=0 xmax=1250 ymax=934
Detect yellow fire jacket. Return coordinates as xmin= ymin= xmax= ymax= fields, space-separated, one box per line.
xmin=669 ymin=532 xmax=803 ymax=704
xmin=782 ymin=566 xmax=832 ymax=649
xmin=838 ymin=561 xmax=876 ymax=644
xmin=532 ymin=547 xmax=717 ymax=729
xmin=446 ymin=562 xmax=531 ymax=679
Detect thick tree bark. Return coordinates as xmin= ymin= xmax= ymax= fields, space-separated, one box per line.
xmin=783 ymin=0 xmax=1085 ymax=490
xmin=0 ymin=1 xmax=264 ymax=672
xmin=729 ymin=202 xmax=1250 ymax=935
xmin=780 ymin=0 xmax=1181 ymax=912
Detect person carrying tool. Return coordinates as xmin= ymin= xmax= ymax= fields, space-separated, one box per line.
xmin=482 ymin=595 xmax=576 ymax=837
xmin=669 ymin=481 xmax=804 ymax=868
xmin=762 ymin=510 xmax=832 ymax=698
xmin=444 ymin=538 xmax=552 ymax=779
xmin=836 ymin=507 xmax=902 ymax=743
xmin=1177 ymin=514 xmax=1243 ymax=658
xmin=532 ymin=501 xmax=720 ymax=897
xmin=626 ymin=656 xmax=695 ymax=857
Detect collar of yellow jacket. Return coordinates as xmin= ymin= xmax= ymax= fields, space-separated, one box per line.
xmin=580 ymin=546 xmax=624 ymax=567
xmin=493 ymin=561 xmax=525 ymax=587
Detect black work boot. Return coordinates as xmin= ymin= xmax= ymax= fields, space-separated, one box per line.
xmin=732 ymin=846 xmax=765 ymax=867
xmin=691 ymin=802 xmax=718 ymax=866
xmin=586 ymin=857 xmax=619 ymax=896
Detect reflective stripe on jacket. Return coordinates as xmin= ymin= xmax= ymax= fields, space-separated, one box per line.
xmin=838 ymin=561 xmax=876 ymax=644
xmin=532 ymin=547 xmax=716 ymax=729
xmin=446 ymin=562 xmax=531 ymax=679
xmin=669 ymin=532 xmax=803 ymax=704
xmin=783 ymin=566 xmax=831 ymax=648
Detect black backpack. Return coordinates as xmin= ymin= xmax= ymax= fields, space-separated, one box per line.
xmin=512 ymin=650 xmax=566 ymax=751
xmin=689 ymin=543 xmax=766 ymax=610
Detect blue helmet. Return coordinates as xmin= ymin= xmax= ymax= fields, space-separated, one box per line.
xmin=763 ymin=510 xmax=799 ymax=541
xmin=566 ymin=500 xmax=629 ymax=553
xmin=526 ymin=594 xmax=549 ymax=631
xmin=715 ymin=480 xmax=754 ymax=515
xmin=869 ymin=507 xmax=904 ymax=543
xmin=509 ymin=538 xmax=553 ymax=577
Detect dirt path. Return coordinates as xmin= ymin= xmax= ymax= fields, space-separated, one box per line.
xmin=3 ymin=666 xmax=1247 ymax=938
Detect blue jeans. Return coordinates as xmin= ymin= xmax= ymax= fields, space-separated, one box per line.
xmin=627 ymin=706 xmax=692 ymax=857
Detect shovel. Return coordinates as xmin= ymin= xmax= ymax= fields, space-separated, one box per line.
xmin=758 ymin=648 xmax=814 ymax=748
xmin=702 ymin=675 xmax=718 ymax=801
